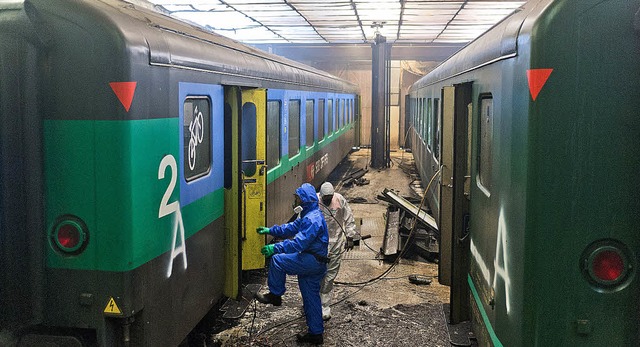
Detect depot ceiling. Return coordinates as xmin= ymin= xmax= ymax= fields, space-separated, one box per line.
xmin=145 ymin=0 xmax=526 ymax=44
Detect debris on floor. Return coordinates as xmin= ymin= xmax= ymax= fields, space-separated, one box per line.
xmin=206 ymin=150 xmax=460 ymax=346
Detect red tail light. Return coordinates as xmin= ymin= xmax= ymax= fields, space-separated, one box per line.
xmin=51 ymin=217 xmax=88 ymax=255
xmin=592 ymin=250 xmax=624 ymax=282
xmin=581 ymin=240 xmax=632 ymax=291
xmin=57 ymin=223 xmax=81 ymax=249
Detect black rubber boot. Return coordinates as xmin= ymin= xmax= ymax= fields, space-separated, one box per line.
xmin=296 ymin=332 xmax=323 ymax=345
xmin=254 ymin=292 xmax=282 ymax=306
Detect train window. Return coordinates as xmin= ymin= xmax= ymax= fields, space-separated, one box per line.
xmin=242 ymin=102 xmax=258 ymax=177
xmin=288 ymin=99 xmax=301 ymax=157
xmin=343 ymin=99 xmax=349 ymax=125
xmin=349 ymin=100 xmax=353 ymax=123
xmin=420 ymin=98 xmax=427 ymax=142
xmin=328 ymin=99 xmax=334 ymax=134
xmin=416 ymin=99 xmax=420 ymax=136
xmin=412 ymin=98 xmax=416 ymax=132
xmin=427 ymin=98 xmax=433 ymax=149
xmin=338 ymin=99 xmax=344 ymax=129
xmin=336 ymin=99 xmax=341 ymax=128
xmin=346 ymin=99 xmax=350 ymax=124
xmin=342 ymin=99 xmax=348 ymax=126
xmin=318 ymin=99 xmax=325 ymax=141
xmin=344 ymin=100 xmax=348 ymax=124
xmin=340 ymin=99 xmax=344 ymax=127
xmin=433 ymin=98 xmax=440 ymax=160
xmin=342 ymin=99 xmax=346 ymax=126
xmin=478 ymin=95 xmax=493 ymax=190
xmin=418 ymin=98 xmax=423 ymax=139
xmin=267 ymin=100 xmax=281 ymax=168
xmin=306 ymin=100 xmax=315 ymax=147
xmin=183 ymin=97 xmax=211 ymax=181
xmin=336 ymin=99 xmax=340 ymax=129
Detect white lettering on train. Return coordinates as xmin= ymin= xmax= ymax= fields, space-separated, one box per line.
xmin=158 ymin=154 xmax=188 ymax=278
xmin=493 ymin=207 xmax=511 ymax=313
xmin=469 ymin=206 xmax=511 ymax=314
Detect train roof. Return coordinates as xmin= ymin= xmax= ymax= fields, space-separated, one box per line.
xmin=409 ymin=0 xmax=551 ymax=91
xmin=25 ymin=0 xmax=359 ymax=94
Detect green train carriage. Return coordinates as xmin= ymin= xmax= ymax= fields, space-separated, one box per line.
xmin=0 ymin=0 xmax=359 ymax=346
xmin=407 ymin=0 xmax=639 ymax=345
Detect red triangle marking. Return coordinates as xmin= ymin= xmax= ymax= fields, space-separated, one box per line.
xmin=526 ymin=69 xmax=553 ymax=101
xmin=109 ymin=81 xmax=137 ymax=112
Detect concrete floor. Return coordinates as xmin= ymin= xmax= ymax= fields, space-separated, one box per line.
xmin=209 ymin=149 xmax=468 ymax=346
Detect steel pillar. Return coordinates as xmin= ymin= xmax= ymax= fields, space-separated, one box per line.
xmin=370 ymin=34 xmax=391 ymax=169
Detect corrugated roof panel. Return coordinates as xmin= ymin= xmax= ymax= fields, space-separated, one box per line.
xmin=465 ymin=1 xmax=526 ymax=9
xmin=151 ymin=0 xmax=222 ymax=4
xmin=223 ymin=0 xmax=281 ymax=3
xmin=145 ymin=0 xmax=527 ymax=44
xmin=232 ymin=4 xmax=291 ymax=11
xmin=172 ymin=11 xmax=256 ymax=30
xmin=211 ymin=26 xmax=284 ymax=41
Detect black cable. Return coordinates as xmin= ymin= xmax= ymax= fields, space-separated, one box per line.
xmin=326 ymin=283 xmax=366 ymax=308
xmin=378 ymin=274 xmax=438 ymax=280
xmin=318 ymin=201 xmax=361 ymax=258
xmin=251 ymin=285 xmax=367 ymax=344
xmin=252 ymin=310 xmax=305 ymax=338
xmin=249 ymin=296 xmax=257 ymax=337
xmin=358 ymin=237 xmax=379 ymax=254
xmin=251 ymin=161 xmax=442 ymax=342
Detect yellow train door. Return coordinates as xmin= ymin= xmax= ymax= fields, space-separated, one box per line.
xmin=240 ymin=89 xmax=267 ymax=271
xmin=223 ymin=87 xmax=241 ymax=299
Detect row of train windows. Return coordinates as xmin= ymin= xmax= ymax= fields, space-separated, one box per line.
xmin=410 ymin=94 xmax=494 ymax=192
xmin=180 ymin=96 xmax=354 ymax=182
xmin=266 ymin=98 xmax=355 ymax=168
xmin=410 ymin=97 xmax=441 ymax=157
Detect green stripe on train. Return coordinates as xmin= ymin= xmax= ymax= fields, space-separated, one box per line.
xmin=44 ymin=119 xmax=223 ymax=272
xmin=468 ymin=274 xmax=503 ymax=347
xmin=266 ymin=123 xmax=353 ymax=184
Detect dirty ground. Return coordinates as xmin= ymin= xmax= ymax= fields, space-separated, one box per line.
xmin=198 ymin=149 xmax=472 ymax=347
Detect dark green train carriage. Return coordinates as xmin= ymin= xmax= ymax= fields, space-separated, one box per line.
xmin=407 ymin=0 xmax=640 ymax=345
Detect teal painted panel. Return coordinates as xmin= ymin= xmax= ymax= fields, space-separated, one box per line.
xmin=45 ymin=119 xmax=224 ymax=272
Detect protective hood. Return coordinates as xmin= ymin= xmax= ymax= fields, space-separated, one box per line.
xmin=295 ymin=183 xmax=320 ymax=211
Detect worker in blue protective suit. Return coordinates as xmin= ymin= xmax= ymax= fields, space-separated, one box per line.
xmin=254 ymin=183 xmax=329 ymax=345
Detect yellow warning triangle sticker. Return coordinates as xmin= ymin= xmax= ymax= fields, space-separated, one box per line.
xmin=104 ymin=297 xmax=122 ymax=315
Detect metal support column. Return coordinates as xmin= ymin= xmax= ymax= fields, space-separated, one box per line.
xmin=370 ymin=33 xmax=391 ymax=168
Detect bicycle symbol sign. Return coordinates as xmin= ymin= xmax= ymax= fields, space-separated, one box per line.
xmin=188 ymin=106 xmax=205 ymax=171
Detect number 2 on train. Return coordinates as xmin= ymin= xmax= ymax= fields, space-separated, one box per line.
xmin=158 ymin=154 xmax=188 ymax=277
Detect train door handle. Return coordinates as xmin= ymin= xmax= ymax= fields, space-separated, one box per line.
xmin=242 ymin=159 xmax=265 ymax=165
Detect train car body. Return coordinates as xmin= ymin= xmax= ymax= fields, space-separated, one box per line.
xmin=407 ymin=0 xmax=639 ymax=345
xmin=0 ymin=0 xmax=358 ymax=346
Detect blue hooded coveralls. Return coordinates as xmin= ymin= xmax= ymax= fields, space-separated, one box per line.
xmin=267 ymin=183 xmax=329 ymax=335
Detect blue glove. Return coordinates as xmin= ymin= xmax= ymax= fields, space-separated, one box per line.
xmin=257 ymin=226 xmax=270 ymax=234
xmin=261 ymin=244 xmax=275 ymax=257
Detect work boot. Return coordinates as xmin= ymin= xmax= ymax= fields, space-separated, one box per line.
xmin=254 ymin=292 xmax=282 ymax=306
xmin=296 ymin=332 xmax=323 ymax=345
xmin=322 ymin=306 xmax=331 ymax=321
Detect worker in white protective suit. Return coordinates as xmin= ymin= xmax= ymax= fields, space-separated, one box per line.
xmin=317 ymin=182 xmax=356 ymax=321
